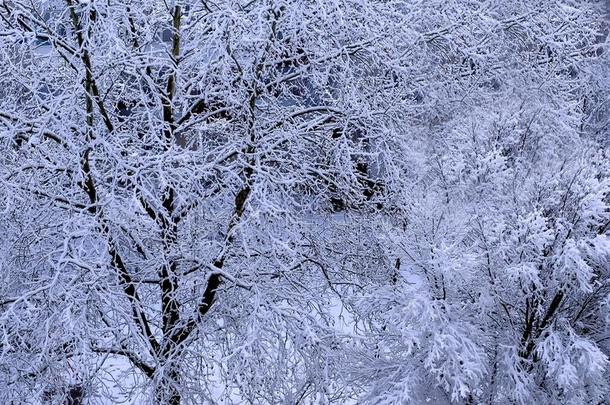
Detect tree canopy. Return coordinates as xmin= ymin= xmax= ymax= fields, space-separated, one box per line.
xmin=0 ymin=0 xmax=609 ymax=403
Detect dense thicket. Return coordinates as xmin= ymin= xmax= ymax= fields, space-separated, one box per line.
xmin=0 ymin=0 xmax=608 ymax=403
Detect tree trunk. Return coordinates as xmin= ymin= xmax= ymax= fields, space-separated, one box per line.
xmin=155 ymin=367 xmax=181 ymax=405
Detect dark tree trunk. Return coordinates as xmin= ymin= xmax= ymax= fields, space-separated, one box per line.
xmin=155 ymin=367 xmax=181 ymax=405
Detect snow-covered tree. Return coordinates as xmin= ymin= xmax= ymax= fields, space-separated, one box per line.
xmin=0 ymin=0 xmax=608 ymax=403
